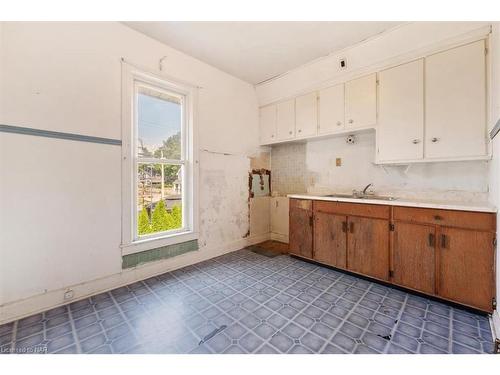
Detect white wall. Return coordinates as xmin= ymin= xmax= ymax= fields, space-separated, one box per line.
xmin=0 ymin=22 xmax=263 ymax=322
xmin=271 ymin=132 xmax=490 ymax=202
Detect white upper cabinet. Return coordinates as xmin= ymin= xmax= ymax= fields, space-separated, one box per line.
xmin=319 ymin=84 xmax=345 ymax=134
xmin=345 ymin=73 xmax=377 ymax=130
xmin=425 ymin=40 xmax=487 ymax=159
xmin=259 ymin=104 xmax=277 ymax=144
xmin=377 ymin=59 xmax=424 ymax=162
xmin=276 ymin=99 xmax=296 ymax=141
xmin=295 ymin=92 xmax=318 ymax=137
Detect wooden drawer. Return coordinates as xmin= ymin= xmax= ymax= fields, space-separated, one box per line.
xmin=290 ymin=198 xmax=312 ymax=211
xmin=313 ymin=200 xmax=390 ymax=219
xmin=393 ymin=206 xmax=496 ymax=232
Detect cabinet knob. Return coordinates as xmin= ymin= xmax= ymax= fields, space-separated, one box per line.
xmin=289 ymin=131 xmax=292 ymax=135
xmin=412 ymin=139 xmax=421 ymax=144
xmin=336 ymin=121 xmax=342 ymax=126
xmin=298 ymin=129 xmax=302 ymax=133
xmin=348 ymin=119 xmax=354 ymax=124
xmin=271 ymin=135 xmax=274 ymax=138
xmin=431 ymin=137 xmax=439 ymax=143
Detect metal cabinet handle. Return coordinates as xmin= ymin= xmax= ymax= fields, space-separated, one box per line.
xmin=298 ymin=129 xmax=302 ymax=133
xmin=336 ymin=121 xmax=342 ymax=126
xmin=441 ymin=234 xmax=447 ymax=248
xmin=342 ymin=221 xmax=347 ymax=233
xmin=431 ymin=137 xmax=439 ymax=143
xmin=289 ymin=131 xmax=293 ymax=135
xmin=348 ymin=119 xmax=354 ymax=124
xmin=428 ymin=233 xmax=435 ymax=247
xmin=412 ymin=139 xmax=421 ymax=144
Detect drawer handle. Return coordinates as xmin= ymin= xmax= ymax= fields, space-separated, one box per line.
xmin=428 ymin=233 xmax=435 ymax=247
xmin=434 ymin=215 xmax=443 ymax=221
xmin=412 ymin=139 xmax=421 ymax=144
xmin=431 ymin=137 xmax=439 ymax=143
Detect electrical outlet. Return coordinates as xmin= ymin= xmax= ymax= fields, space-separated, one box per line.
xmin=336 ymin=158 xmax=342 ymax=167
xmin=63 ymin=290 xmax=74 ymax=300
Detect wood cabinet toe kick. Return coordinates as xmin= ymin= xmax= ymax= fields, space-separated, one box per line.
xmin=288 ymin=198 xmax=496 ymax=313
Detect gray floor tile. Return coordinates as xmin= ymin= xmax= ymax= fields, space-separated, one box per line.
xmin=0 ymin=248 xmax=493 ymax=354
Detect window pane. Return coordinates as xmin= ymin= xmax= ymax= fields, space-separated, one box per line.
xmin=137 ymin=86 xmax=182 ymax=159
xmin=137 ymin=163 xmax=183 ymax=236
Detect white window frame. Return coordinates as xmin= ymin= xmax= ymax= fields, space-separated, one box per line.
xmin=121 ymin=63 xmax=199 ymax=255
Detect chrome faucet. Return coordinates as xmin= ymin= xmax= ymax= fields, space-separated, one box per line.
xmin=362 ymin=183 xmax=373 ymax=195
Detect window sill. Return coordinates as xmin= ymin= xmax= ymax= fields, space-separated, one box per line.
xmin=121 ymin=230 xmax=198 ymax=256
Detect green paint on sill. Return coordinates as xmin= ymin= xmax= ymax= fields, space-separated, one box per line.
xmin=122 ymin=239 xmax=198 ymax=269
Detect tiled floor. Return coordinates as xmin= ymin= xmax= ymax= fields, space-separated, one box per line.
xmin=0 ymin=247 xmax=495 ymax=354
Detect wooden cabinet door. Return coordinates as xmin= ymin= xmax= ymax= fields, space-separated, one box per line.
xmin=347 ymin=216 xmax=389 ymax=280
xmin=345 ymin=73 xmax=377 ymax=130
xmin=289 ymin=207 xmax=313 ymax=258
xmin=392 ymin=222 xmax=435 ymax=294
xmin=295 ymin=92 xmax=318 ymax=137
xmin=259 ymin=105 xmax=276 ymax=144
xmin=313 ymin=212 xmax=347 ymax=269
xmin=318 ymin=84 xmax=344 ymax=134
xmin=377 ymin=59 xmax=424 ymax=162
xmin=425 ymin=40 xmax=487 ymax=159
xmin=438 ymin=227 xmax=494 ymax=311
xmin=276 ymin=99 xmax=295 ymax=141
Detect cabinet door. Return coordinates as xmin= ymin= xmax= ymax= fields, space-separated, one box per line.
xmin=313 ymin=212 xmax=347 ymax=268
xmin=319 ymin=84 xmax=344 ymax=134
xmin=425 ymin=40 xmax=487 ymax=159
xmin=270 ymin=197 xmax=289 ymax=237
xmin=289 ymin=207 xmax=313 ymax=258
xmin=259 ymin=105 xmax=277 ymax=144
xmin=345 ymin=73 xmax=377 ymax=130
xmin=438 ymin=227 xmax=494 ymax=311
xmin=377 ymin=60 xmax=424 ymax=162
xmin=295 ymin=92 xmax=318 ymax=137
xmin=276 ymin=99 xmax=295 ymax=141
xmin=392 ymin=222 xmax=435 ymax=294
xmin=347 ymin=216 xmax=389 ymax=280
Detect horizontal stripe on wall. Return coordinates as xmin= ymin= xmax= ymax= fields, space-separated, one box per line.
xmin=0 ymin=124 xmax=122 ymax=146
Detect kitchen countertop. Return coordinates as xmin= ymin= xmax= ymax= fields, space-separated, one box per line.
xmin=287 ymin=194 xmax=497 ymax=213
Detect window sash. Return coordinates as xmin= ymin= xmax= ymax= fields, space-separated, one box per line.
xmin=135 ymin=157 xmax=185 ymax=165
xmin=133 ymin=82 xmax=189 ymax=242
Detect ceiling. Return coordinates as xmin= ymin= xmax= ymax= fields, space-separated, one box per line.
xmin=124 ymin=22 xmax=402 ymax=85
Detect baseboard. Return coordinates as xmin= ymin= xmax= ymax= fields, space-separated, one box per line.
xmin=0 ymin=232 xmax=270 ymax=325
xmin=270 ymin=232 xmax=289 ymax=243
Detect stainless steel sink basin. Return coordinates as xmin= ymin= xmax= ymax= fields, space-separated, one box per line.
xmin=323 ymin=194 xmax=397 ymax=201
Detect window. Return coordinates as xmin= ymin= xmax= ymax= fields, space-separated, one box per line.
xmin=121 ymin=64 xmax=198 ymax=253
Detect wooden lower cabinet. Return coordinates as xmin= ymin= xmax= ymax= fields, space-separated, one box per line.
xmin=289 ymin=199 xmax=496 ymax=312
xmin=347 ymin=216 xmax=389 ymax=281
xmin=392 ymin=222 xmax=436 ymax=295
xmin=437 ymin=227 xmax=495 ymax=312
xmin=313 ymin=212 xmax=347 ymax=268
xmin=289 ymin=202 xmax=313 ymax=258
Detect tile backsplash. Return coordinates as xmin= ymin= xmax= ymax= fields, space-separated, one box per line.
xmin=271 ymin=130 xmax=490 ymax=203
